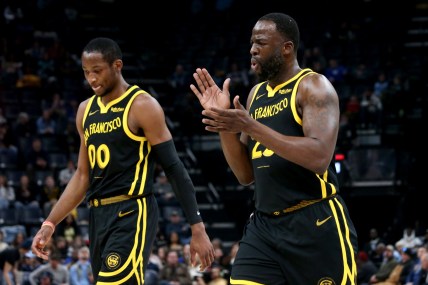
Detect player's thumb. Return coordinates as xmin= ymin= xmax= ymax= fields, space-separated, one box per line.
xmin=38 ymin=237 xmax=46 ymax=247
xmin=233 ymin=95 xmax=244 ymax=109
xmin=223 ymin=78 xmax=231 ymax=95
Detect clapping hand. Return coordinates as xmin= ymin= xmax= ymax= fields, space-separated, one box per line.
xmin=190 ymin=68 xmax=231 ymax=110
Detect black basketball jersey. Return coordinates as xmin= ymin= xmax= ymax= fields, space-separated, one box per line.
xmin=247 ymin=68 xmax=339 ymax=214
xmin=82 ymin=85 xmax=155 ymax=200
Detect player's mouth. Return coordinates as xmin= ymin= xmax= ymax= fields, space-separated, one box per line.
xmin=251 ymin=58 xmax=259 ymax=71
xmin=91 ymin=85 xmax=101 ymax=92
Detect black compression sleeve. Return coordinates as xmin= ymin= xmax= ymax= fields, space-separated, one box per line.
xmin=152 ymin=140 xmax=203 ymax=225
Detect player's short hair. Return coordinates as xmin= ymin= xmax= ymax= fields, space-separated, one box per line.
xmin=83 ymin=37 xmax=122 ymax=65
xmin=259 ymin=13 xmax=300 ymax=53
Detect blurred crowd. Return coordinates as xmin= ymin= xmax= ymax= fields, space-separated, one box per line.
xmin=0 ymin=0 xmax=426 ymax=284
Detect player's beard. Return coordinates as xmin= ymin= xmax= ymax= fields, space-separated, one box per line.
xmin=95 ymin=69 xmax=116 ymax=97
xmin=97 ymin=85 xmax=113 ymax=97
xmin=96 ymin=79 xmax=115 ymax=97
xmin=257 ymin=49 xmax=283 ymax=82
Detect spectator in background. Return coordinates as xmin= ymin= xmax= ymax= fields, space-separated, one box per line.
xmin=396 ymin=227 xmax=423 ymax=251
xmin=337 ymin=113 xmax=357 ymax=154
xmin=405 ymin=251 xmax=428 ymax=285
xmin=25 ymin=137 xmax=50 ymax=172
xmin=373 ymin=72 xmax=389 ymax=99
xmin=159 ymin=249 xmax=192 ymax=285
xmin=145 ymin=247 xmax=163 ymax=285
xmin=19 ymin=250 xmax=42 ymax=285
xmin=167 ymin=231 xmax=184 ymax=253
xmin=53 ymin=236 xmax=69 ymax=261
xmin=2 ymin=53 xmax=23 ymax=88
xmin=38 ymin=271 xmax=58 ymax=285
xmin=0 ymin=231 xmax=9 ymax=252
xmin=210 ymin=238 xmax=227 ymax=268
xmin=207 ymin=264 xmax=229 ymax=285
xmin=415 ymin=246 xmax=428 ymax=271
xmin=398 ymin=248 xmax=416 ymax=285
xmin=36 ymin=108 xmax=57 ymax=135
xmin=154 ymin=171 xmax=178 ymax=207
xmin=0 ymin=239 xmax=32 ymax=285
xmin=369 ymin=247 xmax=415 ymax=285
xmin=37 ymin=51 xmax=56 ymax=83
xmin=63 ymin=246 xmax=79 ymax=269
xmin=324 ymin=58 xmax=348 ymax=87
xmin=11 ymin=232 xmax=26 ymax=248
xmin=63 ymin=120 xmax=79 ymax=155
xmin=29 ymin=250 xmax=69 ymax=285
xmin=14 ymin=173 xmax=40 ymax=210
xmin=3 ymin=1 xmax=23 ymax=25
xmin=11 ymin=112 xmax=35 ymax=150
xmin=350 ymin=63 xmax=372 ymax=95
xmin=194 ymin=264 xmax=229 ymax=285
xmin=47 ymin=93 xmax=69 ymax=134
xmin=363 ymin=228 xmax=385 ymax=267
xmin=168 ymin=63 xmax=191 ymax=94
xmin=310 ymin=46 xmax=327 ymax=72
xmin=55 ymin=214 xmax=81 ymax=245
xmin=15 ymin=64 xmax=42 ymax=89
xmin=164 ymin=211 xmax=190 ymax=245
xmin=359 ymin=88 xmax=383 ymax=130
xmin=69 ymin=246 xmax=93 ymax=285
xmin=344 ymin=94 xmax=361 ymax=123
xmin=58 ymin=159 xmax=76 ymax=191
xmin=24 ymin=39 xmax=44 ymax=62
xmin=369 ymin=244 xmax=399 ymax=284
xmin=0 ymin=117 xmax=18 ymax=164
xmin=40 ymin=174 xmax=61 ymax=217
xmin=302 ymin=46 xmax=327 ymax=74
xmin=0 ymin=173 xmax=15 ymax=209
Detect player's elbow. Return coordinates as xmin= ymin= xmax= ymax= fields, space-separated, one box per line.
xmin=239 ymin=179 xmax=255 ymax=187
xmin=236 ymin=173 xmax=255 ymax=186
xmin=310 ymin=157 xmax=332 ymax=175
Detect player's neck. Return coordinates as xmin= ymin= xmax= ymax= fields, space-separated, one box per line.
xmin=268 ymin=64 xmax=301 ymax=88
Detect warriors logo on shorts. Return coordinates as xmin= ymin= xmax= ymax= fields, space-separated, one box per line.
xmin=318 ymin=277 xmax=335 ymax=285
xmin=105 ymin=252 xmax=121 ymax=270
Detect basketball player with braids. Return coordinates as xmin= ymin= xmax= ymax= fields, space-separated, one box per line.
xmin=190 ymin=13 xmax=358 ymax=284
xmin=31 ymin=37 xmax=215 ymax=283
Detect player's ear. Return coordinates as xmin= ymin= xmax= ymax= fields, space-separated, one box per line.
xmin=283 ymin=40 xmax=294 ymax=55
xmin=113 ymin=59 xmax=123 ymax=71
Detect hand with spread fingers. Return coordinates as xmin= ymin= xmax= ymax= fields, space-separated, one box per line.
xmin=190 ymin=68 xmax=231 ymax=111
xmin=191 ymin=68 xmax=250 ymax=134
xmin=202 ymin=95 xmax=252 ymax=134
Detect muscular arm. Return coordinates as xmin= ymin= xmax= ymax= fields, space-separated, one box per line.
xmin=202 ymin=73 xmax=339 ymax=175
xmin=130 ymin=95 xmax=201 ymax=223
xmin=44 ymin=101 xmax=90 ymax=223
xmin=217 ymin=87 xmax=256 ymax=185
xmin=244 ymin=73 xmax=339 ymax=174
xmin=129 ymin=94 xmax=214 ymax=270
xmin=32 ymin=101 xmax=90 ymax=259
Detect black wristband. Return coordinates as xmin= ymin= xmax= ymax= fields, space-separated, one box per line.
xmin=152 ymin=140 xmax=203 ymax=225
